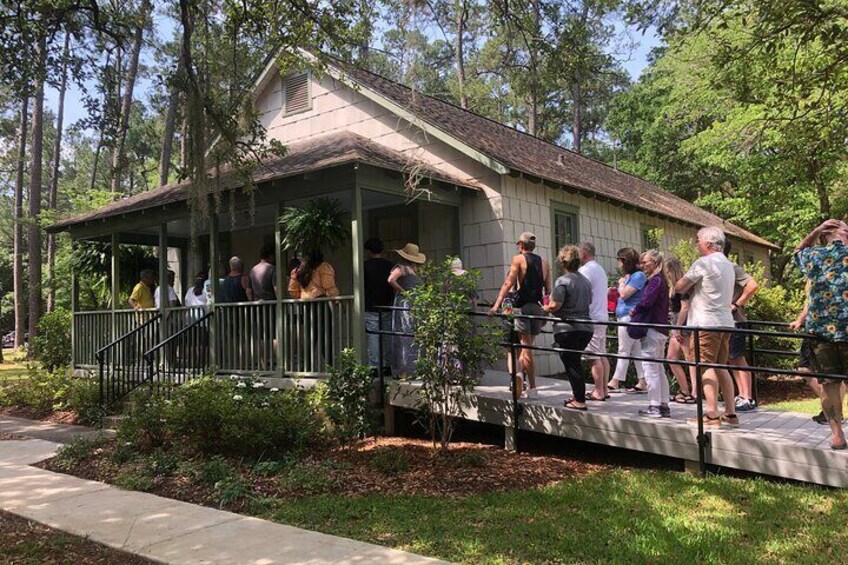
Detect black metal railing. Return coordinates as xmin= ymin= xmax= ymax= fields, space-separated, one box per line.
xmin=144 ymin=311 xmax=214 ymax=396
xmin=369 ymin=305 xmax=845 ymax=478
xmin=96 ymin=313 xmax=162 ymax=410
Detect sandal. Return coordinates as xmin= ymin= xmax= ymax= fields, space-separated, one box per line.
xmin=564 ymin=399 xmax=588 ymax=411
xmin=585 ymin=393 xmax=607 ymax=401
xmin=720 ymin=414 xmax=740 ymax=426
xmin=625 ymin=386 xmax=647 ymax=394
xmin=673 ymin=393 xmax=697 ymax=404
xmin=831 ymin=443 xmax=847 ymax=451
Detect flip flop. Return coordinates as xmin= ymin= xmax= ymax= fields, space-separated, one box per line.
xmin=585 ymin=394 xmax=607 ymax=401
xmin=564 ymin=399 xmax=588 ymax=411
xmin=832 ymin=443 xmax=847 ymax=451
xmin=673 ymin=393 xmax=697 ymax=404
xmin=625 ymin=386 xmax=648 ymax=394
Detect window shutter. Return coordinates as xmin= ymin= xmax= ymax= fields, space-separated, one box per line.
xmin=284 ymin=73 xmax=311 ymax=115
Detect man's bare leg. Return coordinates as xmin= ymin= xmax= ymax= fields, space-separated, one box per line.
xmin=717 ymin=368 xmax=737 ymax=416
xmin=520 ymin=333 xmax=536 ymax=389
xmin=701 ymin=368 xmax=720 ymax=416
xmin=589 ymin=358 xmax=610 ymax=399
xmin=730 ymin=357 xmax=753 ymax=400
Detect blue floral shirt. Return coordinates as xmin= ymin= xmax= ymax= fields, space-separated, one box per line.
xmin=795 ymin=241 xmax=848 ymax=342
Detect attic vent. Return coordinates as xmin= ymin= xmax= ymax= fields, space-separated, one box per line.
xmin=284 ymin=73 xmax=311 ymax=116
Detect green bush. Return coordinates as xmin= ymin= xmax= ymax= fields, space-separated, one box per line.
xmin=63 ymin=376 xmax=102 ymax=426
xmin=116 ymin=376 xmax=325 ymax=460
xmin=30 ymin=308 xmax=72 ymax=371
xmin=370 ymin=448 xmax=409 ymax=475
xmin=197 ymin=456 xmax=236 ymax=485
xmin=214 ymin=475 xmax=254 ymax=508
xmin=0 ymin=367 xmax=68 ymax=413
xmin=327 ymin=349 xmax=375 ymax=445
xmin=52 ymin=435 xmax=107 ymax=472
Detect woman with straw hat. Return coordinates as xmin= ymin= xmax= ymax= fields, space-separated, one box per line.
xmin=389 ymin=243 xmax=426 ymax=377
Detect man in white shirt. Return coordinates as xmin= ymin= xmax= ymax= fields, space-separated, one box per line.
xmin=674 ymin=226 xmax=738 ymax=426
xmin=154 ymin=270 xmax=180 ymax=308
xmin=578 ymin=242 xmax=611 ymax=401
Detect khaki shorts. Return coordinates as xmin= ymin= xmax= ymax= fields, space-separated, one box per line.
xmin=514 ymin=303 xmax=546 ymax=336
xmin=809 ymin=340 xmax=848 ymax=384
xmin=583 ymin=324 xmax=608 ymax=360
xmin=688 ymin=331 xmax=730 ymax=365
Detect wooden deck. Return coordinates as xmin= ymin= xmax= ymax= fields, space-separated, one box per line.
xmin=387 ymin=372 xmax=848 ymax=488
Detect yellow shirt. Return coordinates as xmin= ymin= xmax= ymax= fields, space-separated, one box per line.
xmin=288 ymin=262 xmax=339 ymax=299
xmin=130 ymin=282 xmax=155 ymax=309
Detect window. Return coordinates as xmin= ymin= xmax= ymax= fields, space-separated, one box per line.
xmin=551 ymin=204 xmax=579 ymax=255
xmin=641 ymin=225 xmax=660 ymax=250
xmin=284 ymin=72 xmax=311 ymax=116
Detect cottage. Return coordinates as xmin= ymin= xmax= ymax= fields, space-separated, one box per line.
xmin=49 ymin=53 xmax=777 ymax=396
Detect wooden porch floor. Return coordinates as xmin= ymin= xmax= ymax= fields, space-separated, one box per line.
xmin=388 ymin=373 xmax=848 ymax=488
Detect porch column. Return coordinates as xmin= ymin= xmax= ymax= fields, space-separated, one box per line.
xmin=111 ymin=232 xmax=119 ymax=341
xmin=351 ymin=184 xmax=366 ymax=361
xmin=158 ymin=223 xmax=168 ymax=344
xmin=208 ymin=209 xmax=219 ymax=369
xmin=71 ymin=256 xmax=79 ymax=368
xmin=275 ymin=201 xmax=284 ymax=376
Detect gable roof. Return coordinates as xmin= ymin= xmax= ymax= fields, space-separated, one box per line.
xmin=49 ymin=132 xmax=479 ymax=232
xmin=325 ymin=58 xmax=778 ymax=250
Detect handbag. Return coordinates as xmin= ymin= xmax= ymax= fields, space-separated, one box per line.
xmin=626 ymin=309 xmax=649 ymax=340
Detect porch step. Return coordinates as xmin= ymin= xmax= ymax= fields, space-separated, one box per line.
xmin=101 ymin=414 xmax=128 ymax=430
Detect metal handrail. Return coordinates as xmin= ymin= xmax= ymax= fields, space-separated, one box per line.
xmin=95 ymin=313 xmax=162 ymax=359
xmin=369 ymin=304 xmax=845 ymax=478
xmin=143 ymin=312 xmax=214 ymax=364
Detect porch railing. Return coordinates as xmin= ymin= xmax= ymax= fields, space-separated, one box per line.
xmin=74 ymin=309 xmax=159 ymax=367
xmin=144 ymin=309 xmax=214 ymax=394
xmin=96 ymin=313 xmax=162 ymax=409
xmin=76 ymin=296 xmax=356 ymax=379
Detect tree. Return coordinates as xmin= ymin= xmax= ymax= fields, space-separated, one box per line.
xmin=13 ymin=93 xmax=28 ymax=349
xmin=47 ymin=30 xmax=70 ymax=313
xmin=27 ymin=37 xmax=46 ymax=344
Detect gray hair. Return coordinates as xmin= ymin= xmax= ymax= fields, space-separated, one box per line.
xmin=578 ymin=241 xmax=596 ymax=257
xmin=697 ymin=226 xmax=725 ymax=252
xmin=229 ymin=256 xmax=244 ymax=271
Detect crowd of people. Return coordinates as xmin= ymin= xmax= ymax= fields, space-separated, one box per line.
xmin=489 ymin=227 xmax=768 ymax=426
xmin=123 ymin=220 xmax=848 ymax=446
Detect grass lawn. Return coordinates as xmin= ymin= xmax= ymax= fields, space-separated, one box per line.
xmin=0 ymin=348 xmax=31 ymax=384
xmin=262 ymin=468 xmax=846 ymax=564
xmin=766 ymin=398 xmax=823 ymax=415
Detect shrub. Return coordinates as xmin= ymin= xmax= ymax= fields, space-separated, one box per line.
xmin=114 ymin=466 xmax=155 ymax=492
xmin=116 ymin=376 xmax=325 ymax=460
xmin=0 ymin=367 xmax=68 ymax=413
xmin=214 ymin=475 xmax=254 ymax=508
xmin=327 ymin=349 xmax=375 ymax=445
xmin=52 ymin=435 xmax=106 ymax=472
xmin=198 ymin=456 xmax=236 ymax=486
xmin=370 ymin=448 xmax=408 ymax=475
xmin=30 ymin=308 xmax=72 ymax=371
xmin=63 ymin=376 xmax=102 ymax=426
xmin=406 ymin=257 xmax=502 ymax=451
xmin=117 ymin=397 xmax=171 ymax=453
xmin=283 ymin=461 xmax=340 ymax=495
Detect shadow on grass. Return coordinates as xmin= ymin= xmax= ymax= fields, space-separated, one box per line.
xmin=266 ymin=468 xmax=848 ymax=564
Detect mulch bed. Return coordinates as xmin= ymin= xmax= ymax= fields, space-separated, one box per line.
xmin=0 ymin=433 xmax=26 ymax=440
xmin=0 ymin=510 xmax=153 ymax=564
xmin=1 ymin=407 xmax=81 ymax=425
xmin=42 ymin=437 xmax=603 ymax=513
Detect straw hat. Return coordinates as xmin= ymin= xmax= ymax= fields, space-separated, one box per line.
xmin=395 ymin=243 xmax=426 ymax=264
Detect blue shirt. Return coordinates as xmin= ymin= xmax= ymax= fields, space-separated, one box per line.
xmin=795 ymin=241 xmax=848 ymax=342
xmin=615 ymin=271 xmax=647 ymax=319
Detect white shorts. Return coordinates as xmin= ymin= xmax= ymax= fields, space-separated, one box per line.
xmin=583 ymin=325 xmax=608 ymax=360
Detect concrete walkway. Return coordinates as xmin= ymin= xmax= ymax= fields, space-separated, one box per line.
xmin=1 ymin=414 xmax=112 ymax=443
xmin=0 ymin=427 xmax=447 ymax=564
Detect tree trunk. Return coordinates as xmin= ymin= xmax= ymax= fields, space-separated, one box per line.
xmin=159 ymin=54 xmax=184 ymax=186
xmin=89 ymin=53 xmax=112 ymax=192
xmin=28 ymin=40 xmax=46 ymax=343
xmin=47 ymin=31 xmax=70 ymax=313
xmin=13 ymin=94 xmax=29 ymax=349
xmin=111 ymin=0 xmax=151 ymax=194
xmin=572 ymin=78 xmax=582 ymax=154
xmin=455 ymin=0 xmax=468 ymax=110
xmin=526 ymin=0 xmax=541 ymax=137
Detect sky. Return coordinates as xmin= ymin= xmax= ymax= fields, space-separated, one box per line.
xmin=46 ymin=19 xmax=662 ymax=136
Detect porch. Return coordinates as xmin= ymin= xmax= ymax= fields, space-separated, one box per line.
xmin=50 ymin=135 xmax=478 ymax=403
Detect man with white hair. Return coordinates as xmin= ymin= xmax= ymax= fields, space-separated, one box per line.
xmin=674 ymin=226 xmax=738 ymax=426
xmin=578 ymin=242 xmax=611 ymax=400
